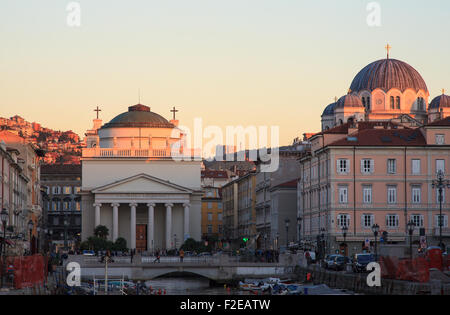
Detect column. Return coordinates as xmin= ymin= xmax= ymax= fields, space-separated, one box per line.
xmin=111 ymin=203 xmax=120 ymax=241
xmin=147 ymin=203 xmax=155 ymax=252
xmin=183 ymin=203 xmax=190 ymax=241
xmin=93 ymin=203 xmax=102 ymax=228
xmin=130 ymin=203 xmax=137 ymax=250
xmin=165 ymin=203 xmax=173 ymax=250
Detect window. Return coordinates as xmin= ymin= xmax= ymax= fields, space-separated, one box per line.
xmin=396 ymin=96 xmax=401 ymax=109
xmin=53 ymin=217 xmax=59 ymax=226
xmin=386 ymin=214 xmax=399 ymax=228
xmin=436 ymin=215 xmax=448 ymax=228
xmin=436 ymin=134 xmax=445 ymax=145
xmin=390 ymin=96 xmax=395 ymax=109
xmin=337 ymin=214 xmax=350 ymax=228
xmin=75 ymin=201 xmax=81 ymax=211
xmin=207 ymin=225 xmax=213 ymax=234
xmin=74 ymin=187 xmax=81 ymax=194
xmin=436 ymin=159 xmax=445 ymax=175
xmin=362 ymin=214 xmax=374 ymax=228
xmin=218 ymin=213 xmax=223 ymax=221
xmin=52 ymin=186 xmax=61 ymax=194
xmin=337 ymin=159 xmax=349 ymax=174
xmin=63 ymin=200 xmax=71 ymax=211
xmin=363 ymin=186 xmax=372 ymax=204
xmin=218 ymin=225 xmax=223 ymax=234
xmin=63 ymin=186 xmax=72 ymax=194
xmin=208 ymin=212 xmax=213 ymax=221
xmin=361 ymin=159 xmax=374 ymax=174
xmin=218 ymin=202 xmax=222 ymax=210
xmin=339 ymin=186 xmax=348 ymax=204
xmin=387 ymin=159 xmax=396 ymax=174
xmin=411 ymin=186 xmax=421 ymax=204
xmin=412 ymin=159 xmax=421 ymax=175
xmin=207 ymin=202 xmax=212 ymax=209
xmin=387 ymin=186 xmax=397 ymax=204
xmin=411 ymin=214 xmax=424 ymax=227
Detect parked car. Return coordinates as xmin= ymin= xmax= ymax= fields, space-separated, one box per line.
xmin=323 ymin=254 xmax=340 ymax=269
xmin=329 ymin=255 xmax=351 ymax=271
xmin=198 ymin=252 xmax=212 ymax=257
xmin=352 ymin=253 xmax=375 ymax=273
xmin=82 ymin=250 xmax=95 ymax=256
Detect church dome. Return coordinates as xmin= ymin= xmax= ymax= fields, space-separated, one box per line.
xmin=429 ymin=93 xmax=450 ymax=109
xmin=349 ymin=59 xmax=428 ymax=93
xmin=102 ymin=104 xmax=174 ymax=129
xmin=335 ymin=94 xmax=364 ymax=108
xmin=322 ymin=102 xmax=337 ymax=116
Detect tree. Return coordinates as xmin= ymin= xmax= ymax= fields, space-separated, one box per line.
xmin=113 ymin=237 xmax=127 ymax=251
xmin=94 ymin=225 xmax=109 ymax=239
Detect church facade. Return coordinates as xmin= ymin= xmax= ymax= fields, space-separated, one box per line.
xmin=81 ymin=104 xmax=202 ymax=252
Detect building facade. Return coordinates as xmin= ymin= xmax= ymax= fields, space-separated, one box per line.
xmin=41 ymin=164 xmax=82 ymax=252
xmin=201 ymin=186 xmax=223 ymax=243
xmin=81 ymin=104 xmax=203 ymax=253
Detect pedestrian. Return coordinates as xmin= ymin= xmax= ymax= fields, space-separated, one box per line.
xmin=179 ymin=249 xmax=185 ymax=263
xmin=153 ymin=250 xmax=160 ymax=263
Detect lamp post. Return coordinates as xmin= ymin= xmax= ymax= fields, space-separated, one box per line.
xmin=263 ymin=233 xmax=267 ymax=251
xmin=431 ymin=170 xmax=450 ymax=251
xmin=407 ymin=221 xmax=415 ymax=260
xmin=1 ymin=209 xmax=9 ymax=288
xmin=63 ymin=216 xmax=68 ymax=251
xmin=285 ymin=219 xmax=290 ymax=249
xmin=342 ymin=225 xmax=348 ymax=255
xmin=27 ymin=220 xmax=34 ymax=255
xmin=48 ymin=229 xmax=53 ymax=253
xmin=371 ymin=223 xmax=380 ymax=261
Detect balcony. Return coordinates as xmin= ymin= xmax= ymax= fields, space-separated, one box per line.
xmin=433 ymin=227 xmax=450 ymax=236
xmin=82 ymin=147 xmax=202 ymax=159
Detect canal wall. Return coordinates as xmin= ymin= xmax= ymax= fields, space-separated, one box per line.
xmin=294 ymin=265 xmax=450 ymax=295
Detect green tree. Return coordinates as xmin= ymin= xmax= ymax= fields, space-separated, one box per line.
xmin=94 ymin=225 xmax=109 ymax=239
xmin=113 ymin=237 xmax=127 ymax=251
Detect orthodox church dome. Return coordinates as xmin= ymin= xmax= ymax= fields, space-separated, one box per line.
xmin=102 ymin=104 xmax=174 ymax=129
xmin=322 ymin=102 xmax=337 ymax=116
xmin=349 ymin=59 xmax=428 ymax=93
xmin=335 ymin=94 xmax=364 ymax=108
xmin=429 ymin=93 xmax=450 ymax=109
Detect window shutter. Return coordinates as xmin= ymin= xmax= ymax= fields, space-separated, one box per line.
xmin=361 ymin=160 xmax=364 ymax=174
xmin=370 ymin=159 xmax=374 ymax=173
xmin=361 ymin=215 xmax=365 ymax=228
xmin=386 ymin=215 xmax=389 ymax=226
xmin=346 ymin=215 xmax=350 ymax=227
xmin=396 ymin=215 xmax=399 ymax=227
xmin=337 ymin=160 xmax=340 ymax=173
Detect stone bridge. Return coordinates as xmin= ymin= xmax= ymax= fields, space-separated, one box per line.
xmin=66 ymin=255 xmax=300 ymax=283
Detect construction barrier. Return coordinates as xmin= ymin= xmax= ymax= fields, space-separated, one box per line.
xmin=1 ymin=255 xmax=48 ymax=289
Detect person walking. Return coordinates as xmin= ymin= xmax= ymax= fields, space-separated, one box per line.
xmin=153 ymin=250 xmax=160 ymax=263
xmin=179 ymin=249 xmax=185 ymax=263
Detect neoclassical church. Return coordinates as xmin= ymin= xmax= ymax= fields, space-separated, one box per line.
xmin=81 ymin=104 xmax=202 ymax=252
xmin=321 ymin=48 xmax=450 ymax=130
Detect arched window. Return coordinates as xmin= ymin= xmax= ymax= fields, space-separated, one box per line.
xmin=367 ymin=97 xmax=371 ymax=110
xmin=362 ymin=97 xmax=366 ymax=108
xmin=339 ymin=119 xmax=343 ymax=125
xmin=396 ymin=96 xmax=401 ymax=109
xmin=390 ymin=96 xmax=395 ymax=109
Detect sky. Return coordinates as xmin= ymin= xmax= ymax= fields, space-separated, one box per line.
xmin=1 ymin=0 xmax=450 ymax=147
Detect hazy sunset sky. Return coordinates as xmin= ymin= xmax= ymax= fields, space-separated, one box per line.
xmin=1 ymin=0 xmax=449 ymax=146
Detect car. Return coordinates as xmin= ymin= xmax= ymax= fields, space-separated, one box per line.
xmin=352 ymin=253 xmax=375 ymax=273
xmin=323 ymin=254 xmax=340 ymax=269
xmin=82 ymin=250 xmax=95 ymax=256
xmin=198 ymin=252 xmax=212 ymax=257
xmin=329 ymin=255 xmax=351 ymax=271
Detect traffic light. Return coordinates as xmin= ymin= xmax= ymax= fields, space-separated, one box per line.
xmin=242 ymin=237 xmax=248 ymax=243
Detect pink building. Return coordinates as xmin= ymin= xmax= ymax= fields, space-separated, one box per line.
xmin=299 ymin=51 xmax=450 ymax=256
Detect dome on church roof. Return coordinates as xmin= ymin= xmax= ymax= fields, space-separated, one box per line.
xmin=102 ymin=104 xmax=174 ymax=129
xmin=335 ymin=94 xmax=364 ymax=108
xmin=322 ymin=102 xmax=337 ymax=116
xmin=349 ymin=59 xmax=428 ymax=93
xmin=429 ymin=94 xmax=450 ymax=109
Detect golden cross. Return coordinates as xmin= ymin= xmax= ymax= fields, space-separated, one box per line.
xmin=94 ymin=106 xmax=101 ymax=119
xmin=385 ymin=43 xmax=392 ymax=59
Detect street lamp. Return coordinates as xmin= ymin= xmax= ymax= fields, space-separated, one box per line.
xmin=63 ymin=217 xmax=69 ymax=251
xmin=263 ymin=233 xmax=267 ymax=251
xmin=371 ymin=223 xmax=380 ymax=261
xmin=1 ymin=209 xmax=9 ymax=288
xmin=431 ymin=170 xmax=450 ymax=251
xmin=284 ymin=219 xmax=290 ymax=249
xmin=27 ymin=220 xmax=34 ymax=255
xmin=342 ymin=225 xmax=348 ymax=255
xmin=407 ymin=221 xmax=415 ymax=260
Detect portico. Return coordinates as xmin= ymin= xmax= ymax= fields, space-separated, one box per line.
xmin=89 ymin=173 xmax=196 ymax=252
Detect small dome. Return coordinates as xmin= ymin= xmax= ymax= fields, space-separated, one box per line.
xmin=350 ymin=59 xmax=428 ymax=93
xmin=102 ymin=104 xmax=174 ymax=129
xmin=429 ymin=94 xmax=450 ymax=110
xmin=336 ymin=94 xmax=364 ymax=108
xmin=322 ymin=102 xmax=337 ymax=116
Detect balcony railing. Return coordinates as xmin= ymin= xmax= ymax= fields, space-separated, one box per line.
xmin=82 ymin=147 xmax=201 ymax=159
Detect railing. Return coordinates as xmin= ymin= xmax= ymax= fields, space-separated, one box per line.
xmin=82 ymin=147 xmax=202 ymax=159
xmin=141 ymin=256 xmax=219 ymax=264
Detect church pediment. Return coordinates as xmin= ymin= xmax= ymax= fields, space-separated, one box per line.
xmin=92 ymin=173 xmax=193 ymax=194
